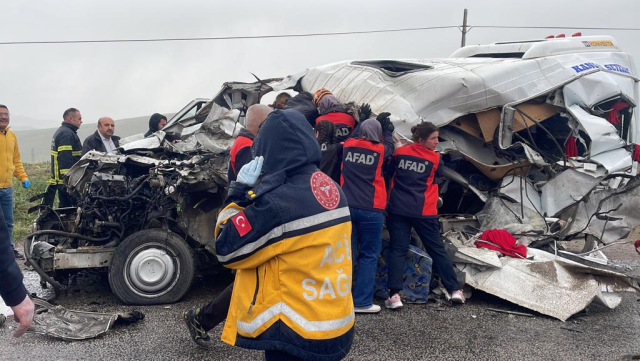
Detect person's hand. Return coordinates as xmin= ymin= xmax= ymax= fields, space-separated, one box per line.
xmin=22 ymin=180 xmax=30 ymax=188
xmin=376 ymin=112 xmax=394 ymax=132
xmin=237 ymin=156 xmax=264 ymax=187
xmin=11 ymin=295 xmax=34 ymax=338
xmin=359 ymin=103 xmax=372 ymax=123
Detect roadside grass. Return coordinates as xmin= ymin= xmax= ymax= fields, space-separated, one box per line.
xmin=13 ymin=162 xmax=50 ymax=243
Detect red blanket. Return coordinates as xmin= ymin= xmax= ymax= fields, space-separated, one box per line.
xmin=475 ymin=229 xmax=527 ymax=259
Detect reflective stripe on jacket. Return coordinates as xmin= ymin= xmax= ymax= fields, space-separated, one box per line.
xmin=212 ymin=170 xmax=354 ymax=361
xmin=49 ymin=123 xmax=82 ymax=185
xmin=387 ymin=143 xmax=442 ymax=217
xmin=0 ymin=129 xmax=28 ymax=188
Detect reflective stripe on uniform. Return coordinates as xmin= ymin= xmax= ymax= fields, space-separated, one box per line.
xmin=216 ymin=207 xmax=350 ymax=263
xmin=47 ymin=178 xmax=58 ymax=184
xmin=72 ymin=151 xmax=82 ymax=156
xmin=57 ymin=145 xmax=73 ymax=152
xmin=59 ymin=168 xmax=70 ymax=175
xmin=237 ymin=302 xmax=354 ymax=334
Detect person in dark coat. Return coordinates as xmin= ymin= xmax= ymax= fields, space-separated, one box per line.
xmin=82 ymin=117 xmax=121 ymax=155
xmin=314 ymin=89 xmax=357 ymax=142
xmin=316 ymin=120 xmax=343 ymax=183
xmin=284 ymin=92 xmax=318 ymax=128
xmin=0 ymin=206 xmax=34 ymax=337
xmin=144 ymin=113 xmax=167 ymax=137
xmin=43 ymin=108 xmax=82 ymax=208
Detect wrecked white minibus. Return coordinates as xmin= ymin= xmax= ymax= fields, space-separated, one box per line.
xmin=27 ymin=35 xmax=640 ymax=319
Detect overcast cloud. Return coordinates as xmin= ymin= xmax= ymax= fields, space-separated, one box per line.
xmin=1 ymin=0 xmax=638 ymax=128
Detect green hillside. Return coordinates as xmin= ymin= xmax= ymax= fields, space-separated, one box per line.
xmin=13 ymin=115 xmax=152 ymax=163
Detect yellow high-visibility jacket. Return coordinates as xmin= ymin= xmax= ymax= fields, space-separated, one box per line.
xmin=212 ymin=170 xmax=354 ymax=361
xmin=48 ymin=123 xmax=82 ymax=185
xmin=0 ymin=128 xmax=28 ymax=188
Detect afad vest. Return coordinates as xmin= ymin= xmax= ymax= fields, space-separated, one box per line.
xmin=387 ymin=142 xmax=441 ymax=217
xmin=227 ymin=132 xmax=254 ymax=183
xmin=340 ymin=138 xmax=386 ymax=211
xmin=316 ymin=112 xmax=356 ymax=142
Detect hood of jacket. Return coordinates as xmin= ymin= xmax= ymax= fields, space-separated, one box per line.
xmin=253 ymin=109 xmax=320 ymax=179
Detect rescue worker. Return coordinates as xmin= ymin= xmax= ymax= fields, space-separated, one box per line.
xmin=385 ymin=122 xmax=465 ymax=308
xmin=208 ymin=109 xmax=354 ymax=360
xmin=270 ymin=92 xmax=291 ymax=110
xmin=227 ymin=104 xmax=271 ymax=182
xmin=316 ymin=120 xmax=343 ymax=183
xmin=285 ymin=91 xmax=318 ymax=128
xmin=314 ymin=88 xmax=356 ymax=142
xmin=43 ymin=108 xmax=82 ymax=208
xmin=341 ymin=117 xmax=394 ymax=313
xmin=183 ymin=104 xmax=271 ymax=348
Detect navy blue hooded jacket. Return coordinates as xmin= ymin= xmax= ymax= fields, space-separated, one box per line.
xmin=0 ymin=207 xmax=27 ymax=307
xmin=211 ymin=109 xmax=354 ymax=361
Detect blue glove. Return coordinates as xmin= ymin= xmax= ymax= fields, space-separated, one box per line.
xmin=22 ymin=180 xmax=30 ymax=188
xmin=236 ymin=156 xmax=264 ymax=187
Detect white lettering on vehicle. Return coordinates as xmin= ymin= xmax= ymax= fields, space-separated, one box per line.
xmin=345 ymin=151 xmax=376 ymax=165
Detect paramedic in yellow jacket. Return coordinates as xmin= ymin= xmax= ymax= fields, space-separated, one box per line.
xmin=209 ymin=109 xmax=354 ymax=361
xmin=0 ymin=105 xmax=29 ymax=260
xmin=43 ymin=108 xmax=83 ymax=208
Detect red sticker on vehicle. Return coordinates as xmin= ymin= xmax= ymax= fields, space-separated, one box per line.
xmin=231 ymin=211 xmax=252 ymax=237
xmin=310 ymin=171 xmax=340 ymax=210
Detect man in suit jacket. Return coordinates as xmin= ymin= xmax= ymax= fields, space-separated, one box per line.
xmin=82 ymin=117 xmax=121 ymax=155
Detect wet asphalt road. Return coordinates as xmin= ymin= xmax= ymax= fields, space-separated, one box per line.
xmin=2 ymin=243 xmax=640 ymax=361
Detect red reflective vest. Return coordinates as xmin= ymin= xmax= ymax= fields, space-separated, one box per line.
xmin=387 ymin=143 xmax=441 ymax=217
xmin=228 ymin=131 xmax=254 ymax=183
xmin=315 ymin=112 xmax=356 ymax=142
xmin=341 ymin=138 xmax=387 ymax=211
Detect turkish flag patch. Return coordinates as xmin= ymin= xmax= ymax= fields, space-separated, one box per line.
xmin=231 ymin=211 xmax=252 ymax=237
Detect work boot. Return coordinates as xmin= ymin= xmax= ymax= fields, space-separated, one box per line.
xmin=183 ymin=308 xmax=211 ymax=347
xmin=13 ymin=249 xmax=25 ymax=260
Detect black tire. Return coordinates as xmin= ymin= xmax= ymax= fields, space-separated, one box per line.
xmin=108 ymin=229 xmax=195 ymax=305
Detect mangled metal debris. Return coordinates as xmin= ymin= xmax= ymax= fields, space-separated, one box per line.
xmin=26 ymin=35 xmax=640 ymax=316
xmin=27 ymin=299 xmax=144 ymax=341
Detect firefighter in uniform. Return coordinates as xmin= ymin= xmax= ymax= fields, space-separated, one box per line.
xmin=208 ymin=109 xmax=354 ymax=360
xmin=385 ymin=121 xmax=465 ymax=308
xmin=43 ymin=108 xmax=83 ymax=207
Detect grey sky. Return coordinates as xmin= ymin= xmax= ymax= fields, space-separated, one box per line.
xmin=1 ymin=0 xmax=639 ymax=129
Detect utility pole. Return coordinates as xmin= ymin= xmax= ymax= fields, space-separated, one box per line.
xmin=461 ymin=8 xmax=468 ymax=48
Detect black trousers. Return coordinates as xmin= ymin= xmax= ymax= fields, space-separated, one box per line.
xmin=42 ymin=184 xmax=74 ymax=208
xmin=387 ymin=213 xmax=460 ymax=294
xmin=198 ymin=282 xmax=234 ymax=331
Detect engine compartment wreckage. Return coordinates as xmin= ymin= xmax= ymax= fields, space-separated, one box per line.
xmin=26 ymin=35 xmax=640 ymax=319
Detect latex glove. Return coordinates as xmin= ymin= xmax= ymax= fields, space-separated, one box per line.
xmin=22 ymin=180 xmax=30 ymax=188
xmin=237 ymin=156 xmax=264 ymax=187
xmin=11 ymin=295 xmax=34 ymax=338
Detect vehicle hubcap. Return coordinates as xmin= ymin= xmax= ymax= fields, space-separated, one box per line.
xmin=128 ymin=248 xmax=176 ymax=293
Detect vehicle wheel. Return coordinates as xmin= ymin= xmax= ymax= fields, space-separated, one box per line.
xmin=108 ymin=229 xmax=195 ymax=305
